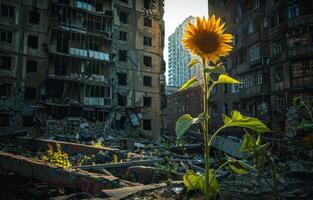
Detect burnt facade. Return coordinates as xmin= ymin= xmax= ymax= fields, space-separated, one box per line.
xmin=0 ymin=0 xmax=165 ymax=137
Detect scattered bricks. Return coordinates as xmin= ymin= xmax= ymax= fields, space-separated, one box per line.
xmin=0 ymin=151 xmax=120 ymax=194
xmin=126 ymin=166 xmax=158 ymax=184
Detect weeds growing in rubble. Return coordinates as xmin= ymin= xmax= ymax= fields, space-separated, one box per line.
xmin=176 ymin=15 xmax=279 ymax=199
xmin=42 ymin=143 xmax=71 ymax=168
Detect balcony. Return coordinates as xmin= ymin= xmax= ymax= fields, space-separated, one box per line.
xmin=288 ymin=44 xmax=313 ymax=58
xmin=83 ymin=97 xmax=111 ymax=107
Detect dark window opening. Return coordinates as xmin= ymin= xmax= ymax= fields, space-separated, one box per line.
xmin=144 ymin=17 xmax=152 ymax=27
xmin=143 ymin=76 xmax=152 ymax=87
xmin=29 ymin=10 xmax=40 ymax=24
xmin=144 ymin=0 xmax=152 ymax=9
xmin=119 ymin=31 xmax=127 ymax=41
xmin=0 ymin=30 xmax=12 ymax=43
xmin=119 ymin=11 xmax=128 ymax=24
xmin=56 ymin=37 xmax=69 ymax=53
xmin=27 ymin=35 xmax=38 ymax=49
xmin=117 ymin=73 xmax=127 ymax=85
xmin=26 ymin=60 xmax=37 ymax=72
xmin=0 ymin=55 xmax=11 ymax=70
xmin=143 ymin=36 xmax=152 ymax=46
xmin=143 ymin=96 xmax=152 ymax=107
xmin=1 ymin=4 xmax=14 ymax=18
xmin=119 ymin=50 xmax=127 ymax=61
xmin=143 ymin=119 xmax=152 ymax=130
xmin=117 ymin=94 xmax=127 ymax=106
xmin=0 ymin=84 xmax=11 ymax=97
xmin=24 ymin=87 xmax=36 ymax=100
xmin=223 ymin=104 xmax=228 ymax=115
xmin=0 ymin=113 xmax=10 ymax=127
xmin=120 ymin=0 xmax=128 ymax=3
xmin=96 ymin=3 xmax=103 ymax=11
xmin=143 ymin=56 xmax=152 ymax=67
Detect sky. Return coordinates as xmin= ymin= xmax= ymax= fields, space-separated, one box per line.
xmin=163 ymin=0 xmax=208 ymax=81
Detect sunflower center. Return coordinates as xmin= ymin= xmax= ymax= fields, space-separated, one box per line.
xmin=194 ymin=31 xmax=219 ymax=54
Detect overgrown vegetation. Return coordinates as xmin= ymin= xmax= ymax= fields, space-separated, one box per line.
xmin=42 ymin=143 xmax=71 ymax=168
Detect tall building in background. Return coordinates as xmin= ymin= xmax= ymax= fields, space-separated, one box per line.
xmin=0 ymin=0 xmax=165 ymax=137
xmin=207 ymin=0 xmax=313 ymax=130
xmin=168 ymin=16 xmax=201 ymax=87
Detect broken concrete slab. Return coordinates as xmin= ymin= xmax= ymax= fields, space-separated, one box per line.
xmin=15 ymin=136 xmax=120 ymax=156
xmin=102 ymin=183 xmax=167 ymax=200
xmin=0 ymin=151 xmax=120 ymax=194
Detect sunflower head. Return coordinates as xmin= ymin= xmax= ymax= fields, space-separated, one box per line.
xmin=182 ymin=15 xmax=233 ymax=64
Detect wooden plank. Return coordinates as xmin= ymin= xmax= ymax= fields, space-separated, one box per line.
xmin=15 ymin=136 xmax=120 ymax=156
xmin=0 ymin=151 xmax=120 ymax=194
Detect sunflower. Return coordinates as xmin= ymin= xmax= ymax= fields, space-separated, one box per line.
xmin=182 ymin=15 xmax=233 ymax=64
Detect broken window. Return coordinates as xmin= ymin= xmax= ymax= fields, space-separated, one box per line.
xmin=24 ymin=87 xmax=37 ymax=100
xmin=27 ymin=35 xmax=38 ymax=49
xmin=143 ymin=119 xmax=152 ymax=130
xmin=143 ymin=56 xmax=152 ymax=67
xmin=26 ymin=60 xmax=37 ymax=73
xmin=143 ymin=96 xmax=152 ymax=107
xmin=117 ymin=73 xmax=127 ymax=85
xmin=0 ymin=30 xmax=12 ymax=43
xmin=117 ymin=93 xmax=127 ymax=106
xmin=224 ymin=84 xmax=228 ymax=93
xmin=119 ymin=31 xmax=127 ymax=41
xmin=143 ymin=36 xmax=152 ymax=46
xmin=56 ymin=37 xmax=69 ymax=53
xmin=1 ymin=4 xmax=14 ymax=18
xmin=119 ymin=11 xmax=128 ymax=24
xmin=0 ymin=55 xmax=11 ymax=70
xmin=144 ymin=17 xmax=152 ymax=27
xmin=143 ymin=76 xmax=152 ymax=87
xmin=119 ymin=50 xmax=127 ymax=61
xmin=29 ymin=10 xmax=40 ymax=24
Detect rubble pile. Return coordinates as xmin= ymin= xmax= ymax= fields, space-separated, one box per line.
xmin=45 ymin=117 xmax=107 ymax=141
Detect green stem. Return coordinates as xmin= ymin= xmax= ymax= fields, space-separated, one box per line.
xmin=210 ymin=161 xmax=230 ymax=184
xmin=268 ymin=154 xmax=279 ymax=200
xmin=202 ymin=58 xmax=210 ymax=200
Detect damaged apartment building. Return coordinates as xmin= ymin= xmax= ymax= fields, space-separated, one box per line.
xmin=208 ymin=0 xmax=313 ymax=130
xmin=0 ymin=0 xmax=166 ymax=137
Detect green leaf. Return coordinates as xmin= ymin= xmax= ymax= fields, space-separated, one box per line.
xmin=183 ymin=170 xmax=219 ymax=197
xmin=178 ymin=76 xmax=198 ymax=91
xmin=226 ymin=155 xmax=256 ymax=175
xmin=240 ymin=129 xmax=256 ymax=152
xmin=175 ymin=113 xmax=207 ymax=139
xmin=188 ymin=59 xmax=201 ymax=69
xmin=216 ymin=74 xmax=240 ymax=84
xmin=222 ymin=110 xmax=271 ymax=133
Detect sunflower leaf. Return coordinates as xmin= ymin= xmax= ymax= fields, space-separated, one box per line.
xmin=240 ymin=129 xmax=256 ymax=152
xmin=183 ymin=170 xmax=219 ymax=197
xmin=175 ymin=113 xmax=207 ymax=139
xmin=222 ymin=110 xmax=271 ymax=133
xmin=216 ymin=74 xmax=240 ymax=84
xmin=188 ymin=59 xmax=201 ymax=69
xmin=178 ymin=76 xmax=198 ymax=91
xmin=226 ymin=155 xmax=256 ymax=175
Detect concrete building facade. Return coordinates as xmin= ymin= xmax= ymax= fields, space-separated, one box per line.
xmin=0 ymin=0 xmax=165 ymax=137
